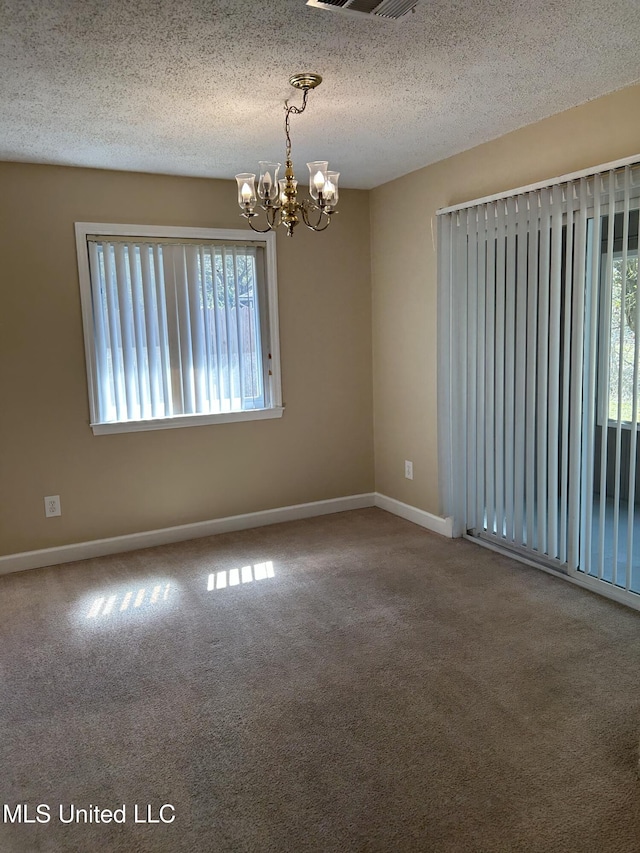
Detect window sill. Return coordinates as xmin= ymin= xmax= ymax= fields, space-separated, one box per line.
xmin=91 ymin=407 xmax=285 ymax=435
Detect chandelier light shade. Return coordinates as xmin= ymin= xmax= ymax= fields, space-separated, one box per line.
xmin=235 ymin=173 xmax=257 ymax=208
xmin=235 ymin=74 xmax=339 ymax=237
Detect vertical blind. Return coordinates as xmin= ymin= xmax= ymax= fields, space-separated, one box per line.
xmin=87 ymin=239 xmax=267 ymax=424
xmin=438 ymin=161 xmax=640 ymax=597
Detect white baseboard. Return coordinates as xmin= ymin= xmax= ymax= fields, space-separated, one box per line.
xmin=0 ymin=493 xmax=376 ymax=576
xmin=374 ymin=493 xmax=453 ymax=538
xmin=0 ymin=491 xmax=452 ymax=576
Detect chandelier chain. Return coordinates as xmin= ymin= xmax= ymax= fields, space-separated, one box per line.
xmin=284 ymin=88 xmax=309 ymax=164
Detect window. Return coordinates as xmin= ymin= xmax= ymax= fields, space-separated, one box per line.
xmin=75 ymin=224 xmax=282 ymax=434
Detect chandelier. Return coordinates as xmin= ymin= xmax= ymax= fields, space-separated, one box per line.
xmin=235 ymin=73 xmax=339 ymax=237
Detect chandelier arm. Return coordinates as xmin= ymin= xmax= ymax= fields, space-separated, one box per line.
xmin=247 ymin=220 xmax=273 ymax=234
xmin=306 ymin=218 xmax=332 ymax=233
xmin=301 ymin=205 xmax=332 ymax=232
xmin=264 ymin=204 xmax=281 ymax=227
xmin=246 ymin=217 xmax=275 ymax=234
xmin=243 ymin=203 xmax=283 ymax=234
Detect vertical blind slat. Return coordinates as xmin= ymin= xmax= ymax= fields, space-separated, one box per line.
xmin=568 ymin=179 xmax=587 ymax=570
xmin=494 ymin=200 xmax=507 ymax=539
xmin=547 ymin=184 xmax=564 ymax=560
xmin=88 ymin=242 xmax=112 ymax=420
xmin=221 ymin=247 xmax=236 ymax=408
xmin=627 ymin=176 xmax=640 ymax=588
xmin=184 ymin=245 xmax=207 ymax=414
xmin=247 ymin=249 xmax=260 ymax=408
xmin=162 ymin=246 xmax=185 ymax=415
xmin=240 ymin=247 xmax=259 ymax=409
xmin=140 ymin=246 xmax=162 ymax=418
xmin=466 ymin=209 xmax=478 ymax=531
xmin=455 ymin=212 xmax=469 ymax=526
xmin=210 ymin=247 xmax=227 ymax=411
xmin=514 ymin=194 xmax=528 ymax=546
xmin=199 ymin=246 xmax=216 ymax=411
xmin=127 ymin=243 xmax=151 ymax=418
xmin=152 ymin=245 xmax=173 ymax=418
xmin=536 ymin=189 xmax=551 ymax=556
xmin=504 ymin=197 xmax=517 ymax=543
xmin=174 ymin=248 xmax=196 ymax=414
xmin=475 ymin=206 xmax=487 ymax=533
xmin=437 ymin=214 xmax=459 ymax=521
xmin=612 ymin=167 xmax=631 ymax=585
xmin=113 ymin=243 xmax=137 ymax=419
xmin=233 ymin=246 xmax=248 ymax=408
xmin=484 ymin=206 xmax=497 ymax=536
xmin=597 ymin=173 xmax=617 ymax=578
xmin=525 ymin=191 xmax=539 ymax=550
xmin=560 ymin=188 xmax=574 ymax=564
xmin=581 ymin=178 xmax=601 ymax=577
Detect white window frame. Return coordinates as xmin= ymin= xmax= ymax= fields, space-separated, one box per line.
xmin=75 ymin=223 xmax=283 ymax=435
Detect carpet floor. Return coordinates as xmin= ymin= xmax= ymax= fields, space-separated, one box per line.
xmin=1 ymin=507 xmax=640 ymax=852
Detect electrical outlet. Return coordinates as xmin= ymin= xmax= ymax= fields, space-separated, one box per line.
xmin=44 ymin=495 xmax=61 ymax=518
xmin=404 ymin=460 xmax=413 ymax=480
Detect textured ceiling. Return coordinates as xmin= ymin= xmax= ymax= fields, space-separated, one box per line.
xmin=1 ymin=0 xmax=639 ymax=189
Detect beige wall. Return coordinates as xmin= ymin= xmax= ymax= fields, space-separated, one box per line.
xmin=371 ymin=82 xmax=640 ymax=516
xmin=3 ymin=83 xmax=640 ymax=557
xmin=0 ymin=164 xmax=373 ymax=555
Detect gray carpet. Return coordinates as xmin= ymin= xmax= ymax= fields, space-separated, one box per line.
xmin=2 ymin=507 xmax=640 ymax=852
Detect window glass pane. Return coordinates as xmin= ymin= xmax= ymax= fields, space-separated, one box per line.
xmin=609 ymin=256 xmax=639 ymax=421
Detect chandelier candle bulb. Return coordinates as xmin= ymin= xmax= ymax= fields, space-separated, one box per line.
xmin=235 ymin=73 xmax=338 ymax=237
xmin=324 ymin=171 xmax=339 ymax=208
xmin=258 ymin=161 xmax=280 ymax=201
xmin=278 ymin=177 xmax=295 ymax=205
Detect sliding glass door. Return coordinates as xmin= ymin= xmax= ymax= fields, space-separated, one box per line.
xmin=438 ymin=162 xmax=640 ymax=608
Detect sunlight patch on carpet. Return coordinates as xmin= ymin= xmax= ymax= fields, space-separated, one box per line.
xmin=80 ymin=579 xmax=176 ymax=622
xmin=207 ymin=561 xmax=275 ymax=592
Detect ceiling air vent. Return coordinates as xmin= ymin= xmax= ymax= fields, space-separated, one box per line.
xmin=305 ymin=0 xmax=420 ymax=20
